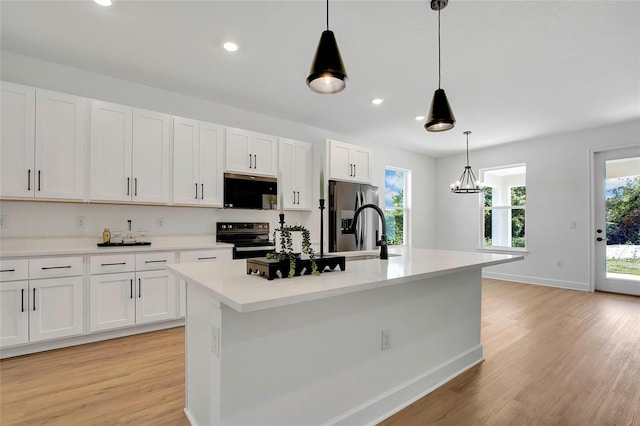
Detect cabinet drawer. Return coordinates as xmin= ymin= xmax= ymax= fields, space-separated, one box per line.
xmin=0 ymin=259 xmax=29 ymax=281
xmin=29 ymin=256 xmax=84 ymax=279
xmin=136 ymin=251 xmax=176 ymax=271
xmin=179 ymin=249 xmax=231 ymax=263
xmin=90 ymin=254 xmax=135 ymax=274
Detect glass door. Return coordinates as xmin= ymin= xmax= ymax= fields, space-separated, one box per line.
xmin=594 ymin=146 xmax=640 ymax=295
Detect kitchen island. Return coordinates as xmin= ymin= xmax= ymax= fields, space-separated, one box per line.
xmin=167 ymin=247 xmax=523 ymax=426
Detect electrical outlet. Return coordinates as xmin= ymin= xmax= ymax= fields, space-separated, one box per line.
xmin=211 ymin=324 xmax=220 ymax=357
xmin=569 ymin=221 xmax=577 ymax=230
xmin=0 ymin=215 xmax=6 ymax=229
xmin=156 ymin=217 xmax=164 ymax=228
xmin=381 ymin=328 xmax=391 ymax=351
xmin=557 ymin=260 xmax=564 ymax=268
xmin=75 ymin=216 xmax=86 ymax=229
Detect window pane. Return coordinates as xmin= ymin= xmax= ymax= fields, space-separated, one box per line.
xmin=483 ymin=208 xmax=492 ymax=246
xmin=385 ymin=209 xmax=404 ymax=245
xmin=484 ymin=187 xmax=493 ymax=208
xmin=385 ymin=169 xmax=405 ymax=208
xmin=511 ymin=208 xmax=525 ymax=247
xmin=511 ymin=186 xmax=526 ymax=206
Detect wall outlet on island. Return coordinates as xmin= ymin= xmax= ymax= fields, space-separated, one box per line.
xmin=381 ymin=328 xmax=391 ymax=351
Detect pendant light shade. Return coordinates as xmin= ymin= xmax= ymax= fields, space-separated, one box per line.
xmin=307 ymin=0 xmax=348 ymax=94
xmin=425 ymin=0 xmax=455 ymax=132
xmin=306 ymin=30 xmax=348 ymax=94
xmin=451 ymin=132 xmax=483 ymax=193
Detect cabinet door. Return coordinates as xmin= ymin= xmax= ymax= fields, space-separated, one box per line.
xmin=0 ymin=82 xmax=35 ymax=198
xmin=135 ymin=270 xmax=177 ymax=324
xmin=132 ymin=108 xmax=170 ymax=204
xmin=293 ymin=141 xmax=313 ymax=210
xmin=90 ymin=100 xmax=132 ymax=202
xmin=252 ymin=132 xmax=277 ymax=177
xmin=198 ymin=122 xmax=224 ymax=206
xmin=0 ymin=281 xmax=29 ymax=347
xmin=89 ymin=272 xmax=135 ymax=332
xmin=278 ymin=139 xmax=296 ymax=209
xmin=173 ymin=117 xmax=200 ymax=205
xmin=29 ymin=276 xmax=84 ymax=342
xmin=351 ymin=146 xmax=372 ymax=183
xmin=329 ymin=140 xmax=353 ymax=182
xmin=35 ymin=90 xmax=86 ymax=200
xmin=225 ymin=127 xmax=252 ymax=174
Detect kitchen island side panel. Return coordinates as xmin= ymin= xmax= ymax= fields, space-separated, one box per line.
xmin=185 ymin=268 xmax=483 ymax=425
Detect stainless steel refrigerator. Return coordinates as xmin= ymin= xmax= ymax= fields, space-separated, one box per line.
xmin=329 ymin=180 xmax=380 ymax=252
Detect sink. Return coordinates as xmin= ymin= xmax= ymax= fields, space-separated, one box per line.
xmin=345 ymin=253 xmax=401 ymax=261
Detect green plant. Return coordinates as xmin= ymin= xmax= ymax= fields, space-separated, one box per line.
xmin=266 ymin=225 xmax=319 ymax=278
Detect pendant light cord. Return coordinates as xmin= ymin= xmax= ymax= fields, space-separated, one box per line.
xmin=438 ymin=8 xmax=442 ymax=89
xmin=326 ymin=0 xmax=329 ymax=30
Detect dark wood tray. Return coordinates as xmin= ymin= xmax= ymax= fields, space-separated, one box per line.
xmin=97 ymin=242 xmax=151 ymax=247
xmin=246 ymin=255 xmax=346 ymax=280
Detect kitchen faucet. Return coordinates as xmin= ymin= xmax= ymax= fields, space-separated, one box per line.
xmin=350 ymin=203 xmax=388 ymax=260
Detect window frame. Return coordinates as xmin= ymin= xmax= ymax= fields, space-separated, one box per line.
xmin=479 ymin=164 xmax=528 ymax=253
xmin=384 ymin=166 xmax=410 ymax=247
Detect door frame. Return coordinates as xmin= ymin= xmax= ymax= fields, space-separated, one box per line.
xmin=589 ymin=143 xmax=640 ymax=293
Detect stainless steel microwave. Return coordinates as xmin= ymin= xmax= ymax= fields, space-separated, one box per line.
xmin=223 ymin=173 xmax=277 ymax=209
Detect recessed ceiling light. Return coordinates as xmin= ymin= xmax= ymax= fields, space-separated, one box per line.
xmin=415 ymin=115 xmax=425 ymax=121
xmin=223 ymin=42 xmax=239 ymax=52
xmin=372 ymin=98 xmax=384 ymax=105
xmin=94 ymin=0 xmax=112 ymax=6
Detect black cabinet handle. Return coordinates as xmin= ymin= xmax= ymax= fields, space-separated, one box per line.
xmin=195 ymin=182 xmax=198 ymax=199
xmin=127 ymin=177 xmax=130 ymax=196
xmin=33 ymin=288 xmax=36 ymax=311
xmin=597 ymin=237 xmax=603 ymax=242
xmin=27 ymin=169 xmax=31 ymax=191
xmin=21 ymin=288 xmax=25 ymax=312
xmin=0 ymin=269 xmax=16 ymax=273
xmin=101 ymin=262 xmax=126 ymax=267
xmin=248 ymin=154 xmax=252 ymax=168
xmin=38 ymin=170 xmax=41 ymax=191
xmin=201 ymin=183 xmax=204 ymax=200
xmin=144 ymin=260 xmax=167 ymax=264
xmin=297 ymin=191 xmax=300 ymax=204
xmin=254 ymin=154 xmax=257 ymax=169
xmin=138 ymin=278 xmax=142 ymax=298
xmin=134 ymin=178 xmax=138 ymax=196
xmin=349 ymin=164 xmax=353 ymax=177
xmin=130 ymin=279 xmax=133 ymax=299
xmin=197 ymin=256 xmax=217 ymax=260
xmin=41 ymin=265 xmax=72 ymax=270
xmin=353 ymin=164 xmax=356 ymax=177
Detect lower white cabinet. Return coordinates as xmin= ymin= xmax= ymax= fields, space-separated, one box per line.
xmin=178 ymin=249 xmax=232 ymax=318
xmin=89 ymin=252 xmax=177 ymax=332
xmin=0 ymin=257 xmax=84 ymax=348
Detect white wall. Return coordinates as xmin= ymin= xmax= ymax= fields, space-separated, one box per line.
xmin=0 ymin=51 xmax=436 ymax=248
xmin=435 ymin=119 xmax=640 ymax=291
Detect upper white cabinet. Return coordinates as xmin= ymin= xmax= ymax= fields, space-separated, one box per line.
xmin=328 ymin=139 xmax=372 ymax=184
xmin=90 ymin=100 xmax=170 ymax=204
xmin=1 ymin=82 xmax=86 ymax=200
xmin=279 ymin=138 xmax=312 ymax=210
xmin=226 ymin=127 xmax=277 ymax=177
xmin=173 ymin=117 xmax=224 ymax=206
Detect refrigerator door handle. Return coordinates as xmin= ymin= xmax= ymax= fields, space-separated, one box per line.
xmin=354 ymin=191 xmax=361 ymax=247
xmin=359 ymin=191 xmax=366 ymax=248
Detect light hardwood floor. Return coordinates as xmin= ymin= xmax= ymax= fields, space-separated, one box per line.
xmin=1 ymin=279 xmax=639 ymax=425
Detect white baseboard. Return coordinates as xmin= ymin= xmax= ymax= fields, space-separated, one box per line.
xmin=322 ymin=345 xmax=484 ymax=426
xmin=184 ymin=408 xmax=198 ymax=426
xmin=482 ymin=271 xmax=590 ymax=292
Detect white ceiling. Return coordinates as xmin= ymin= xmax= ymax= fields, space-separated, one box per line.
xmin=1 ymin=1 xmax=638 ymax=157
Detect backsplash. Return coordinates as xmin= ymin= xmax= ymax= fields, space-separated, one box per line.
xmin=0 ymin=201 xmax=312 ymax=240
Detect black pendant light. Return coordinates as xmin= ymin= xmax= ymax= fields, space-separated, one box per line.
xmin=306 ymin=0 xmax=348 ymax=94
xmin=451 ymin=131 xmax=483 ymax=193
xmin=425 ymin=0 xmax=455 ymax=132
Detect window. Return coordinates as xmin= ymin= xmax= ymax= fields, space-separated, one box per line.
xmin=384 ymin=167 xmax=410 ymax=246
xmin=481 ymin=165 xmax=526 ymax=249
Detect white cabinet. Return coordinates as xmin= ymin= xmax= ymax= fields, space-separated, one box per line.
xmin=279 ymin=138 xmax=312 ymax=210
xmin=177 ymin=249 xmax=232 ymax=318
xmin=173 ymin=117 xmax=224 ymax=206
xmin=1 ymin=256 xmax=84 ymax=348
xmin=89 ymin=252 xmax=177 ymax=332
xmin=1 ymin=82 xmax=86 ymax=200
xmin=328 ymin=139 xmax=372 ymax=184
xmin=226 ymin=127 xmax=277 ymax=177
xmin=90 ymin=101 xmax=170 ymax=203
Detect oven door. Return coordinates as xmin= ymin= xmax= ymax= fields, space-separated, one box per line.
xmin=233 ymin=245 xmax=276 ymax=259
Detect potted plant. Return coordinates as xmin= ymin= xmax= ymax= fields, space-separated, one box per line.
xmin=268 ymin=225 xmax=319 ymax=278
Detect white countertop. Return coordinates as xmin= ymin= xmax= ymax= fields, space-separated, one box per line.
xmin=0 ymin=235 xmax=233 ymax=257
xmin=167 ymin=246 xmax=524 ymax=313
